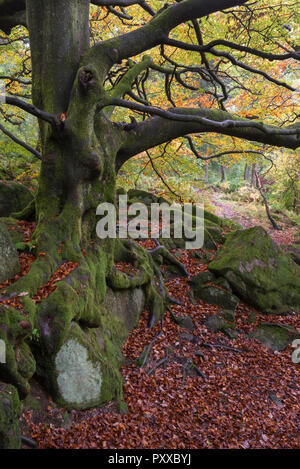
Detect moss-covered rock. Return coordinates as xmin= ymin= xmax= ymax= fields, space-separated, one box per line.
xmin=189 ymin=272 xmax=216 ymax=288
xmin=203 ymin=208 xmax=242 ymax=231
xmin=0 ymin=221 xmax=20 ymax=283
xmin=209 ymin=226 xmax=300 ymax=314
xmin=0 ymin=382 xmax=21 ymax=449
xmin=251 ymin=322 xmax=300 ymax=351
xmin=0 ymin=217 xmax=24 ymax=246
xmin=104 ymin=286 xmax=145 ymax=332
xmin=127 ymin=189 xmax=169 ymax=205
xmin=0 ymin=181 xmax=34 ymax=218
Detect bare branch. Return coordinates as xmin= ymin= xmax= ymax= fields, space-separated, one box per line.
xmin=4 ymin=96 xmax=58 ymax=125
xmin=164 ymin=38 xmax=296 ymax=91
xmin=105 ymin=56 xmax=151 ymax=117
xmin=91 ymin=0 xmax=155 ymax=16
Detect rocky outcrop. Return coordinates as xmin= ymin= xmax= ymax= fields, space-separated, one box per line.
xmin=282 ymin=244 xmax=300 ymax=266
xmin=209 ymin=226 xmax=300 ymax=314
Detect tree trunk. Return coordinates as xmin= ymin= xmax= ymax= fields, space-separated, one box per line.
xmin=244 ymin=163 xmax=250 ymax=181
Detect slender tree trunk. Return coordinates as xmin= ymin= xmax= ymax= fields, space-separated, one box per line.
xmin=204 ymin=163 xmax=209 ymax=182
xmin=255 ymin=168 xmax=281 ymax=230
xmin=251 ymin=163 xmax=258 ymax=187
xmin=220 ymin=165 xmax=226 ymax=182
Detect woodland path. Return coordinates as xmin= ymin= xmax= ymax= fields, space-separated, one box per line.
xmin=210 ymin=192 xmax=298 ymax=245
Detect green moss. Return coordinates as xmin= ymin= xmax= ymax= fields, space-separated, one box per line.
xmin=205 ymin=309 xmax=237 ymax=338
xmin=0 ymin=220 xmax=20 ymax=284
xmin=193 ymin=284 xmax=239 ymax=310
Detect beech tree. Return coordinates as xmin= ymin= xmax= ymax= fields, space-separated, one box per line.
xmin=0 ymin=0 xmax=299 ymax=414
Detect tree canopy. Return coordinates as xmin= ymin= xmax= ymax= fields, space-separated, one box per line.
xmin=1 ymin=0 xmax=299 ymax=165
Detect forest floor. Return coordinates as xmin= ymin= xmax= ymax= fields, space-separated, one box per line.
xmin=17 ymin=194 xmax=300 ymax=450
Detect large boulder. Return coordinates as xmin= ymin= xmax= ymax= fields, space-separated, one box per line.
xmin=0 ymin=181 xmax=34 ymax=217
xmin=209 ymin=226 xmax=300 ymax=314
xmin=0 ymin=305 xmax=35 ymax=399
xmin=0 ymin=221 xmax=20 ymax=283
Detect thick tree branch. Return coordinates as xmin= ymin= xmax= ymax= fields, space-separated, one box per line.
xmin=116 ymin=107 xmax=300 ymax=168
xmin=108 ymin=98 xmax=299 ymax=136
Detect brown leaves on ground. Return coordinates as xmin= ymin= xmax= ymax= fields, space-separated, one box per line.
xmin=20 ymin=247 xmax=300 ymax=450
